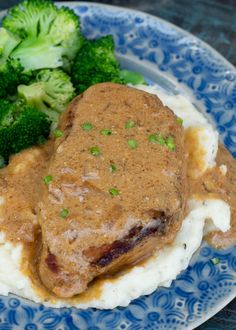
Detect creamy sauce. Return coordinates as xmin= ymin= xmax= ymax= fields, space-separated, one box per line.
xmin=21 ymin=233 xmax=157 ymax=304
xmin=38 ymin=84 xmax=188 ymax=298
xmin=185 ymin=127 xmax=207 ymax=179
xmin=21 ymin=238 xmax=104 ymax=304
xmin=0 ymin=87 xmax=235 ymax=302
xmin=0 ymin=143 xmax=53 ymax=243
xmin=184 ymin=126 xmax=236 ymax=248
xmin=194 ymin=145 xmax=236 ymax=248
xmin=1 ymin=142 xmax=234 ymax=304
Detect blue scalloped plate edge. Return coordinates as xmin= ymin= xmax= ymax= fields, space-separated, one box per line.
xmin=60 ymin=1 xmax=236 ymax=71
xmin=0 ymin=2 xmax=235 ymax=330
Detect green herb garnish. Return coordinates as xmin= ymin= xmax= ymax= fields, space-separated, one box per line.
xmin=43 ymin=175 xmax=53 ymax=185
xmin=127 ymin=139 xmax=138 ymax=149
xmin=110 ymin=163 xmax=117 ymax=173
xmin=100 ymin=129 xmax=112 ymax=136
xmin=148 ymin=133 xmax=175 ymax=151
xmin=82 ymin=122 xmax=93 ymax=131
xmin=148 ymin=133 xmax=165 ymax=145
xmin=148 ymin=134 xmax=158 ymax=143
xmin=176 ymin=117 xmax=183 ymax=126
xmin=109 ymin=187 xmax=120 ymax=196
xmin=166 ymin=136 xmax=176 ymax=151
xmin=157 ymin=134 xmax=166 ymax=145
xmin=53 ymin=129 xmax=63 ymax=138
xmin=125 ymin=120 xmax=136 ymax=129
xmin=90 ymin=146 xmax=101 ymax=156
xmin=60 ymin=208 xmax=69 ymax=218
xmin=210 ymin=257 xmax=220 ymax=265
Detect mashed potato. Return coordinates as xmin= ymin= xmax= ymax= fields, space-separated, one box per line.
xmin=0 ymin=198 xmax=230 ymax=309
xmin=0 ymin=86 xmax=230 ymax=309
xmin=135 ymin=84 xmax=219 ymax=178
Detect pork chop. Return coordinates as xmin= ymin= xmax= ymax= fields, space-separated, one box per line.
xmin=38 ymin=83 xmax=187 ymax=297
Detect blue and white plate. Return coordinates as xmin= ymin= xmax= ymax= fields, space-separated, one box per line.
xmin=0 ymin=2 xmax=236 ymax=329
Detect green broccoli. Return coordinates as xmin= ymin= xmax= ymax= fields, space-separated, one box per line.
xmin=119 ymin=69 xmax=147 ymax=85
xmin=18 ymin=69 xmax=75 ymax=124
xmin=2 ymin=0 xmax=83 ymax=71
xmin=0 ymin=27 xmax=21 ymax=62
xmin=0 ymin=27 xmax=24 ymax=98
xmin=71 ymin=35 xmax=123 ymax=94
xmin=71 ymin=35 xmax=146 ymax=93
xmin=0 ymin=99 xmax=51 ymax=162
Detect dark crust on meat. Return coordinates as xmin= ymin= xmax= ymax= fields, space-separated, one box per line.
xmin=59 ymin=94 xmax=83 ymax=138
xmin=45 ymin=250 xmax=59 ymax=273
xmin=87 ymin=212 xmax=169 ymax=267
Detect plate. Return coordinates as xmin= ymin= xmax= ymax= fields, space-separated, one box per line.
xmin=0 ymin=2 xmax=236 ymax=329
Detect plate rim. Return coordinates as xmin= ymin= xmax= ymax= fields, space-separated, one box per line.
xmin=0 ymin=2 xmax=236 ymax=329
xmin=186 ymin=292 xmax=235 ymax=329
xmin=57 ymin=1 xmax=236 ymax=73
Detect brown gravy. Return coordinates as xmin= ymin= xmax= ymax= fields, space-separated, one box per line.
xmin=184 ymin=127 xmax=207 ymax=179
xmin=0 ymin=143 xmax=53 ymax=243
xmin=195 ymin=145 xmax=236 ymax=248
xmin=21 ymin=230 xmax=157 ymax=304
xmin=0 ymin=141 xmax=235 ymax=302
xmin=36 ymin=84 xmax=188 ymax=298
xmin=21 ymin=240 xmax=104 ymax=304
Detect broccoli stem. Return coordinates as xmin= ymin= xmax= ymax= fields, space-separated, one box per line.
xmin=11 ymin=37 xmax=64 ymax=71
xmin=119 ymin=70 xmax=147 ymax=85
xmin=0 ymin=28 xmax=21 ymax=65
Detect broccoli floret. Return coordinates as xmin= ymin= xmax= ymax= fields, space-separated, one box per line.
xmin=2 ymin=0 xmax=57 ymax=39
xmin=0 ymin=27 xmax=24 ymax=98
xmin=0 ymin=99 xmax=51 ymax=162
xmin=18 ymin=69 xmax=75 ymax=124
xmin=0 ymin=59 xmax=24 ymax=98
xmin=71 ymin=35 xmax=123 ymax=94
xmin=0 ymin=27 xmax=21 ymax=62
xmin=0 ymin=27 xmax=34 ymax=97
xmin=2 ymin=0 xmax=83 ymax=71
xmin=71 ymin=35 xmax=146 ymax=93
xmin=119 ymin=70 xmax=147 ymax=85
xmin=49 ymin=7 xmax=84 ymax=64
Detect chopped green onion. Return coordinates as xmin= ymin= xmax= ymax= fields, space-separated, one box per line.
xmin=148 ymin=133 xmax=165 ymax=145
xmin=43 ymin=175 xmax=53 ymax=185
xmin=157 ymin=134 xmax=166 ymax=145
xmin=176 ymin=117 xmax=183 ymax=126
xmin=100 ymin=129 xmax=112 ymax=136
xmin=125 ymin=120 xmax=136 ymax=129
xmin=166 ymin=136 xmax=176 ymax=151
xmin=149 ymin=133 xmax=176 ymax=151
xmin=127 ymin=139 xmax=138 ymax=149
xmin=148 ymin=134 xmax=158 ymax=143
xmin=53 ymin=129 xmax=63 ymax=138
xmin=109 ymin=187 xmax=120 ymax=196
xmin=210 ymin=257 xmax=220 ymax=265
xmin=110 ymin=163 xmax=117 ymax=173
xmin=90 ymin=146 xmax=101 ymax=156
xmin=82 ymin=122 xmax=93 ymax=131
xmin=60 ymin=208 xmax=69 ymax=218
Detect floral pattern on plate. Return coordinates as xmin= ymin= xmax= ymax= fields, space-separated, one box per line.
xmin=0 ymin=2 xmax=235 ymax=329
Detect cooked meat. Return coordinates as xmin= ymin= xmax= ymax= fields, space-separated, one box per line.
xmin=38 ymin=83 xmax=187 ymax=298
